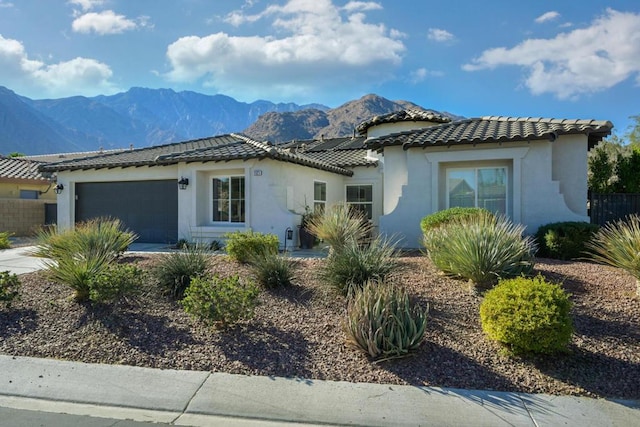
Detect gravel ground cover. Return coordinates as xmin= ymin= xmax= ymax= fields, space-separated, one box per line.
xmin=1 ymin=253 xmax=638 ymax=400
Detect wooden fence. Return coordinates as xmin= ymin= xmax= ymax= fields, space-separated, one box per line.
xmin=589 ymin=193 xmax=640 ymax=226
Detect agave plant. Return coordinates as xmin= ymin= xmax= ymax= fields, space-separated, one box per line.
xmin=422 ymin=211 xmax=536 ymax=290
xmin=586 ymin=214 xmax=640 ymax=297
xmin=344 ymin=282 xmax=428 ymax=360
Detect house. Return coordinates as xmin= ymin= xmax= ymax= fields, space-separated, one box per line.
xmin=40 ymin=134 xmax=379 ymax=245
xmin=39 ymin=109 xmax=613 ymax=248
xmin=359 ymin=111 xmax=613 ymax=246
xmin=0 ymin=156 xmax=56 ymax=235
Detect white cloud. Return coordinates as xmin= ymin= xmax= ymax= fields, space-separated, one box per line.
xmin=0 ymin=34 xmax=118 ymax=97
xmin=535 ymin=11 xmax=560 ymax=24
xmin=72 ymin=10 xmax=139 ymax=35
xmin=67 ymin=0 xmax=104 ymax=12
xmin=0 ymin=1 xmax=14 ymax=8
xmin=463 ymin=9 xmax=640 ymax=99
xmin=168 ymin=0 xmax=405 ymax=100
xmin=427 ymin=28 xmax=454 ymax=42
xmin=342 ymin=2 xmax=383 ymax=13
xmin=409 ymin=68 xmax=443 ymax=83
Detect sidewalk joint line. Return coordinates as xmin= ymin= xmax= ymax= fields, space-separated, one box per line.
xmin=518 ymin=393 xmax=540 ymax=427
xmin=171 ymin=372 xmax=211 ymax=424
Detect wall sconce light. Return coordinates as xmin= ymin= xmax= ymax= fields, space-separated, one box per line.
xmin=54 ymin=183 xmax=64 ymax=194
xmin=178 ymin=177 xmax=189 ymax=190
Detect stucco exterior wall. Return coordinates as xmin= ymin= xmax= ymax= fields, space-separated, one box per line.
xmin=0 ymin=181 xmax=57 ymax=200
xmin=378 ymin=136 xmax=590 ymax=248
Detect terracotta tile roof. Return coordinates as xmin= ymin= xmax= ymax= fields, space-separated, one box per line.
xmin=40 ymin=134 xmax=354 ymax=176
xmin=0 ymin=157 xmax=50 ymax=182
xmin=280 ymin=137 xmax=377 ymax=168
xmin=356 ymin=109 xmax=452 ymax=135
xmin=365 ymin=116 xmax=613 ymax=151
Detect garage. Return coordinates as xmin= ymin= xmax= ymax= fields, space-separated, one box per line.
xmin=75 ymin=180 xmax=178 ymax=244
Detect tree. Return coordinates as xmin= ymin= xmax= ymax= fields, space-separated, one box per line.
xmin=588 ymin=115 xmax=640 ymax=194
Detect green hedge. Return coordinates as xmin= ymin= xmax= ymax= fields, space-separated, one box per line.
xmin=535 ymin=221 xmax=600 ymax=260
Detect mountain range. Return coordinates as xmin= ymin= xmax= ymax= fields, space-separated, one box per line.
xmin=0 ymin=86 xmax=459 ymax=155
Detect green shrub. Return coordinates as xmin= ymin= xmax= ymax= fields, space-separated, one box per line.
xmin=420 ymin=207 xmax=490 ymax=234
xmin=480 ymin=275 xmax=573 ymax=354
xmin=320 ymin=236 xmax=399 ymax=297
xmin=586 ymin=214 xmax=640 ymax=296
xmin=0 ymin=271 xmax=20 ymax=307
xmin=0 ymin=232 xmax=12 ymax=249
xmin=306 ymin=203 xmax=371 ymax=253
xmin=535 ymin=222 xmax=600 ymax=260
xmin=181 ymin=275 xmax=260 ymax=327
xmin=344 ymin=283 xmax=428 ymax=360
xmin=153 ymin=245 xmax=209 ymax=299
xmin=248 ymin=250 xmax=296 ymax=289
xmin=88 ymin=263 xmax=145 ymax=303
xmin=224 ymin=230 xmax=279 ymax=263
xmin=32 ymin=218 xmax=137 ymax=302
xmin=422 ymin=212 xmax=536 ymax=290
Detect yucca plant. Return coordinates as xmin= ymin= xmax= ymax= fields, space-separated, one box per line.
xmin=33 ymin=218 xmax=136 ymax=261
xmin=306 ymin=202 xmax=372 ymax=253
xmin=320 ymin=236 xmax=399 ymax=297
xmin=422 ymin=211 xmax=536 ymax=290
xmin=344 ymin=282 xmax=428 ymax=360
xmin=247 ymin=250 xmax=297 ymax=289
xmin=153 ymin=244 xmax=210 ymax=299
xmin=32 ymin=218 xmax=137 ymax=302
xmin=586 ymin=214 xmax=640 ymax=297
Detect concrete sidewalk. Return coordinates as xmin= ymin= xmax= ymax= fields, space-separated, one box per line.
xmin=0 ymin=355 xmax=638 ymax=427
xmin=0 ymin=246 xmax=46 ymax=275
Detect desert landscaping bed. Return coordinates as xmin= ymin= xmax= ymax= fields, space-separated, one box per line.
xmin=1 ymin=253 xmax=638 ymax=401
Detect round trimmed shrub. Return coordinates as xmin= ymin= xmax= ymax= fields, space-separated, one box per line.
xmin=535 ymin=221 xmax=600 ymax=260
xmin=480 ymin=275 xmax=573 ymax=354
xmin=420 ymin=207 xmax=490 ymax=234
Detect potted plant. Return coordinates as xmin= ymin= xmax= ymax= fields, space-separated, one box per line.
xmin=299 ymin=205 xmax=319 ymax=249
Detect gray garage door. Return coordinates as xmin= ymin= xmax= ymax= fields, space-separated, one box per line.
xmin=75 ymin=180 xmax=178 ymax=244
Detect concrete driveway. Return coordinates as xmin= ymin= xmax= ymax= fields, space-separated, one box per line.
xmin=0 ymin=246 xmax=46 ymax=275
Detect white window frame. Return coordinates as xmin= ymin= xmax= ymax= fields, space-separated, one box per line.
xmin=313 ymin=181 xmax=327 ymax=213
xmin=345 ymin=184 xmax=373 ymax=220
xmin=211 ymin=175 xmax=246 ymax=224
xmin=446 ymin=166 xmax=509 ymax=215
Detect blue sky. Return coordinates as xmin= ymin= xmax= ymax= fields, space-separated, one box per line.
xmin=1 ymin=0 xmax=639 ymax=136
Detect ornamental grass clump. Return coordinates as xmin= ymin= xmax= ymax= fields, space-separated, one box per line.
xmin=306 ymin=202 xmax=371 ymax=253
xmin=480 ymin=275 xmax=573 ymax=355
xmin=152 ymin=244 xmax=210 ymax=299
xmin=32 ymin=218 xmax=137 ymax=302
xmin=320 ymin=236 xmax=399 ymax=297
xmin=344 ymin=282 xmax=428 ymax=360
xmin=422 ymin=211 xmax=536 ymax=290
xmin=586 ymin=214 xmax=640 ymax=297
xmin=181 ymin=275 xmax=260 ymax=328
xmin=247 ymin=250 xmax=297 ymax=289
